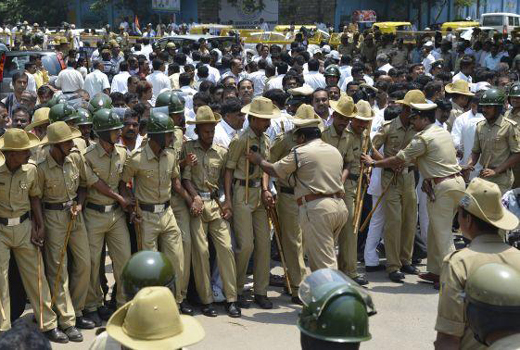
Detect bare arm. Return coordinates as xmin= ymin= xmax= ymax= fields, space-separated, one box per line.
xmin=173 ymin=177 xmax=193 ymax=207
xmin=30 ymin=196 xmax=44 ymax=246
xmin=91 ymin=179 xmax=132 ymax=210
xmin=224 ymin=168 xmax=234 ymax=205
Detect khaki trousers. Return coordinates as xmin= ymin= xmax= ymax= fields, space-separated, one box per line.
xmin=191 ymin=200 xmax=237 ymax=304
xmin=382 ymin=171 xmax=417 ymax=273
xmin=140 ymin=207 xmax=184 ymax=303
xmin=276 ymin=191 xmax=305 ymax=296
xmin=426 ymin=176 xmax=465 ymax=275
xmin=484 ymin=170 xmax=513 ymax=195
xmin=232 ymin=183 xmax=270 ymax=296
xmin=171 ymin=193 xmax=191 ymax=301
xmin=44 ymin=209 xmax=90 ymax=328
xmin=338 ymin=180 xmax=359 ymax=278
xmin=84 ymin=207 xmax=131 ymax=311
xmin=0 ymin=219 xmax=57 ymax=332
xmin=300 ymin=197 xmax=348 ymax=271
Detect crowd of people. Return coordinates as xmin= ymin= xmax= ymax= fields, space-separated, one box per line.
xmin=0 ymin=18 xmax=520 ymax=349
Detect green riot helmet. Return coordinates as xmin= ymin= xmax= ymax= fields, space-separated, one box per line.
xmin=73 ymin=107 xmax=93 ymax=126
xmin=92 ymin=108 xmax=123 ymax=132
xmin=508 ymin=82 xmax=520 ymax=99
xmin=298 ymin=269 xmax=376 ymax=347
xmin=324 ymin=65 xmax=341 ymax=78
xmin=88 ymin=93 xmax=113 ymax=114
xmin=465 ymin=263 xmax=520 ymax=346
xmin=45 ymin=94 xmax=68 ymax=108
xmin=48 ymin=103 xmax=77 ymax=124
xmin=479 ymin=88 xmax=506 ymax=106
xmin=155 ymin=90 xmax=185 ymax=114
xmin=147 ymin=109 xmax=175 ymax=134
xmin=121 ymin=251 xmax=176 ymax=301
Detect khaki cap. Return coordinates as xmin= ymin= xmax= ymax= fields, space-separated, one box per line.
xmin=0 ymin=129 xmax=40 ymax=151
xmin=330 ymin=95 xmax=356 ymax=118
xmin=41 ymin=121 xmax=82 ymax=145
xmin=292 ymin=104 xmax=322 ymax=128
xmin=353 ymin=100 xmax=375 ymax=121
xmin=455 ymin=178 xmax=519 ymax=230
xmin=107 ymin=287 xmax=205 ymax=350
xmin=166 ymin=42 xmax=176 ymax=49
xmin=25 ymin=107 xmax=50 ymax=131
xmin=288 ymin=86 xmax=314 ymax=97
xmin=445 ymin=80 xmax=475 ymax=96
xmin=186 ymin=106 xmax=222 ymax=125
xmin=396 ymin=90 xmax=427 ymax=107
xmin=241 ymin=97 xmax=281 ymax=119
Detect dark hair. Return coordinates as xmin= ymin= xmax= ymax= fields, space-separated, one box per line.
xmin=152 ymin=59 xmax=164 ymax=71
xmin=276 ymin=61 xmax=289 ymax=75
xmin=294 ymin=126 xmax=321 ymax=141
xmin=265 ymin=64 xmax=276 ymax=77
xmin=173 ymin=53 xmax=187 ymax=65
xmin=200 ymin=54 xmax=211 ymax=64
xmin=12 ymin=105 xmax=30 ymax=118
xmin=424 ymin=81 xmax=443 ymax=99
xmin=238 ymin=78 xmax=254 ymax=90
xmin=197 ymin=65 xmax=209 ymax=78
xmin=191 ymin=51 xmax=202 ymax=62
xmin=179 ymin=72 xmax=191 ymax=87
xmin=384 ymin=104 xmax=402 ymax=120
xmin=0 ymin=319 xmax=51 ymax=350
xmin=124 ymin=108 xmax=140 ymax=122
xmin=460 ymin=55 xmax=475 ymax=69
xmin=222 ymin=86 xmax=238 ymax=98
xmin=415 ymin=108 xmax=436 ymax=123
xmin=198 ymin=80 xmax=214 ymax=93
xmin=221 ymin=97 xmax=243 ymax=116
xmin=460 ymin=207 xmax=498 ymax=233
xmin=193 ymin=92 xmax=212 ymax=105
xmin=12 ymin=71 xmax=28 ymax=84
xmin=37 ymin=85 xmax=53 ymax=97
xmin=340 ymin=54 xmax=352 ymax=65
xmin=258 ymin=59 xmax=268 ymax=70
xmin=124 ymin=92 xmax=138 ymax=104
xmin=263 ymin=89 xmax=287 ymax=109
xmin=136 ymin=80 xmax=152 ymax=98
xmin=132 ymin=102 xmax=149 ymax=117
xmin=119 ymin=61 xmax=129 ymax=72
xmin=110 ymin=92 xmax=125 ymax=104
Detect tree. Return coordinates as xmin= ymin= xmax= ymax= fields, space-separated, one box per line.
xmin=0 ymin=0 xmax=69 ymax=26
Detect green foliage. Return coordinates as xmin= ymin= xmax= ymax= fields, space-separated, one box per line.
xmin=0 ymin=0 xmax=68 ymax=26
xmin=454 ymin=0 xmax=476 ymax=7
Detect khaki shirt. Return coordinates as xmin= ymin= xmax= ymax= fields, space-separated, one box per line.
xmin=397 ymin=124 xmax=461 ymax=179
xmin=36 ymin=149 xmax=87 ymax=203
xmin=83 ymin=142 xmax=127 ymax=205
xmin=269 ymin=130 xmax=297 ymax=188
xmin=0 ymin=162 xmax=40 ymax=218
xmin=344 ymin=125 xmax=370 ymax=176
xmin=321 ymin=124 xmax=351 ymax=159
xmin=373 ymin=117 xmax=416 ymax=158
xmin=226 ymin=127 xmax=270 ymax=180
xmin=122 ymin=143 xmax=179 ymax=205
xmin=472 ymin=115 xmax=520 ymax=169
xmin=436 ymin=234 xmax=520 ymax=350
xmin=31 ymin=138 xmax=87 ymax=163
xmin=272 ymin=139 xmax=344 ymax=199
xmin=182 ymin=140 xmax=227 ymax=192
xmin=171 ymin=127 xmax=184 ymax=159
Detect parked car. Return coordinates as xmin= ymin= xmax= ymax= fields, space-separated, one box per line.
xmin=156 ymin=34 xmax=237 ymax=51
xmin=480 ymin=12 xmax=520 ymax=35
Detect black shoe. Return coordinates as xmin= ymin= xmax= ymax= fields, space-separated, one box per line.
xmin=75 ymin=316 xmax=95 ymax=329
xmin=254 ymin=294 xmax=273 ymax=309
xmin=237 ymin=295 xmax=250 ymax=309
xmin=365 ymin=265 xmax=385 ymax=273
xmin=97 ymin=305 xmax=113 ymax=321
xmin=83 ymin=311 xmax=102 ymax=327
xmin=400 ymin=265 xmax=420 ymax=275
xmin=352 ymin=275 xmax=369 ymax=286
xmin=412 ymin=258 xmax=422 ymax=265
xmin=226 ymin=302 xmax=241 ymax=318
xmin=291 ymin=296 xmax=303 ymax=305
xmin=388 ymin=271 xmax=405 ymax=283
xmin=179 ymin=301 xmax=194 ymax=315
xmin=201 ymin=304 xmax=218 ymax=317
xmin=63 ymin=326 xmax=83 ymax=342
xmin=269 ymin=274 xmax=286 ymax=287
xmin=44 ymin=328 xmax=69 ymax=344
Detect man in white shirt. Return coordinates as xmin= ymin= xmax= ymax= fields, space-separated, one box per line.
xmin=83 ymin=61 xmax=110 ymax=99
xmin=199 ymin=54 xmax=220 ymax=83
xmin=55 ymin=60 xmax=84 ymax=93
xmin=249 ymin=59 xmax=268 ymax=97
xmin=24 ymin=63 xmax=37 ymax=94
xmin=376 ymin=53 xmax=393 ymax=73
xmin=422 ymin=42 xmax=436 ymax=74
xmin=452 ymin=55 xmax=474 ymax=84
xmin=110 ymin=61 xmax=131 ymax=94
xmin=146 ymin=58 xmax=171 ymax=105
xmin=259 ymin=18 xmax=269 ymax=32
xmin=253 ymin=44 xmax=272 ymax=65
xmin=213 ymin=97 xmax=245 ymax=148
xmin=265 ymin=62 xmax=288 ymax=91
xmin=221 ymin=58 xmax=247 ymax=82
xmin=304 ymin=58 xmax=326 ymax=90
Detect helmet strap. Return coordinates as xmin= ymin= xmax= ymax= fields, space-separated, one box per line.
xmin=150 ymin=133 xmax=167 ymax=150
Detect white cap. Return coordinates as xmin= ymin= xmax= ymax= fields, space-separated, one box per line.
xmin=321 ymin=45 xmax=331 ymax=54
xmin=327 ymin=50 xmax=340 ymax=60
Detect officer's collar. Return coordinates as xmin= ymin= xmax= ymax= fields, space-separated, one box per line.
xmin=469 ymin=233 xmax=503 ymax=245
xmin=46 ymin=148 xmax=72 ymax=168
xmin=144 ymin=142 xmax=161 ymax=160
xmin=487 ymin=114 xmax=504 ymax=127
xmin=195 ymin=139 xmax=217 ymax=152
xmin=329 ymin=124 xmax=347 ymax=138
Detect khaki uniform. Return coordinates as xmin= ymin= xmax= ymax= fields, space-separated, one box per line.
xmin=435 ymin=234 xmax=520 ymax=350
xmin=472 ymin=115 xmax=520 ymax=194
xmin=32 ymin=138 xmax=87 ymax=163
xmin=182 ymin=140 xmax=237 ymax=304
xmin=122 ymin=143 xmax=184 ymax=303
xmin=373 ymin=117 xmax=417 ymax=273
xmin=268 ymin=131 xmax=306 ymax=296
xmin=446 ymin=101 xmax=464 ymax=132
xmin=83 ymin=143 xmax=131 ymax=311
xmin=226 ymin=127 xmax=271 ymax=296
xmin=0 ymin=162 xmax=58 ymax=332
xmin=397 ymin=124 xmax=465 ymax=275
xmin=37 ymin=149 xmax=90 ymax=328
xmin=506 ymin=109 xmax=520 ymax=188
xmin=273 ymin=138 xmax=347 ymax=271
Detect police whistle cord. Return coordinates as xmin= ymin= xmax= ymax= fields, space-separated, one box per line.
xmin=37 ymin=246 xmax=44 ymax=330
xmin=51 ymin=202 xmax=77 ymax=308
xmin=359 ymin=172 xmax=397 ymax=232
xmin=268 ymin=207 xmax=293 ymax=295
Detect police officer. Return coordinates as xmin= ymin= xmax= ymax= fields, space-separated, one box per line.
xmin=444 ymin=80 xmax=474 ymax=131
xmin=48 ymin=103 xmax=87 ymax=151
xmin=82 ymin=108 xmax=132 ymax=326
xmin=25 ymin=107 xmax=50 ymax=140
xmin=465 ymin=263 xmax=520 ymax=349
xmin=224 ymin=97 xmax=277 ymax=309
xmin=182 ymin=106 xmax=240 ymax=318
xmin=88 ymin=93 xmax=113 ymax=115
xmin=434 ymin=178 xmax=520 ymax=349
xmin=465 ymin=88 xmax=520 ymax=195
xmin=0 ymin=129 xmax=67 ymax=343
xmin=121 ymin=110 xmax=193 ymax=313
xmin=37 ymin=122 xmax=93 ymax=340
xmin=73 ymin=107 xmax=95 ymax=146
xmin=324 ymin=65 xmax=341 ymax=88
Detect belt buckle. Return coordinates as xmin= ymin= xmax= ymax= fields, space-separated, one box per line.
xmin=402 ymin=167 xmax=409 ymax=174
xmin=7 ymin=217 xmax=21 ymax=226
xmin=104 ymin=205 xmax=114 ymax=212
xmin=64 ymin=200 xmax=73 ymax=209
xmin=252 ymin=180 xmax=260 ymax=187
xmin=199 ymin=192 xmax=211 ymax=201
xmin=153 ymin=204 xmax=165 ymax=213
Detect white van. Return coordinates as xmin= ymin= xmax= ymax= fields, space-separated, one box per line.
xmin=480 ymin=13 xmax=520 ymax=34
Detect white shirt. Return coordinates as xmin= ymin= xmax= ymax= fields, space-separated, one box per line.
xmin=260 ymin=22 xmax=269 ymax=31
xmin=452 ymin=71 xmax=473 ymax=84
xmin=451 ymin=109 xmax=485 ymax=180
xmin=146 ymin=70 xmax=171 ymax=105
xmin=201 ymin=63 xmax=220 ymax=84
xmin=83 ymin=69 xmax=110 ymax=99
xmin=379 ymin=63 xmax=393 ymax=73
xmin=214 ymin=118 xmax=239 ymax=148
xmin=422 ymin=53 xmax=436 ymax=74
xmin=221 ymin=70 xmax=248 ymax=82
xmin=118 ymin=134 xmax=143 ymax=154
xmin=304 ymin=71 xmax=326 ymax=90
xmin=55 ymin=66 xmax=84 ymax=93
xmin=266 ymin=74 xmax=284 ymax=91
xmin=179 ymin=85 xmax=197 ymax=110
xmin=338 ymin=65 xmax=352 ymax=88
xmin=249 ymin=69 xmax=267 ymax=97
xmin=266 ymin=111 xmax=294 ymax=142
xmin=25 ymin=72 xmax=36 ymax=93
xmin=110 ymin=71 xmax=131 ymax=94
xmin=77 ymin=66 xmax=88 ymax=79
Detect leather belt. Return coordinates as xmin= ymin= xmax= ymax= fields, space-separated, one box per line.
xmin=279 ymin=186 xmax=294 ymax=195
xmin=44 ymin=200 xmax=74 ymax=210
xmin=297 ymin=192 xmax=343 ymax=206
xmin=347 ymin=173 xmax=360 ymax=181
xmin=431 ymin=173 xmax=460 ymax=185
xmin=235 ymin=179 xmax=262 ymax=188
xmin=0 ymin=212 xmax=30 ymax=227
xmin=198 ymin=191 xmax=218 ymax=201
xmin=86 ymin=202 xmax=119 ymax=213
xmin=139 ymin=201 xmax=170 ymax=213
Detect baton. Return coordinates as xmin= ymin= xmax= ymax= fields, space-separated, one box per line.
xmin=267 ymin=207 xmax=292 ymax=295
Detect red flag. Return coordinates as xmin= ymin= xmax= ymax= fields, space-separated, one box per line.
xmin=134 ymin=15 xmax=140 ymax=31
